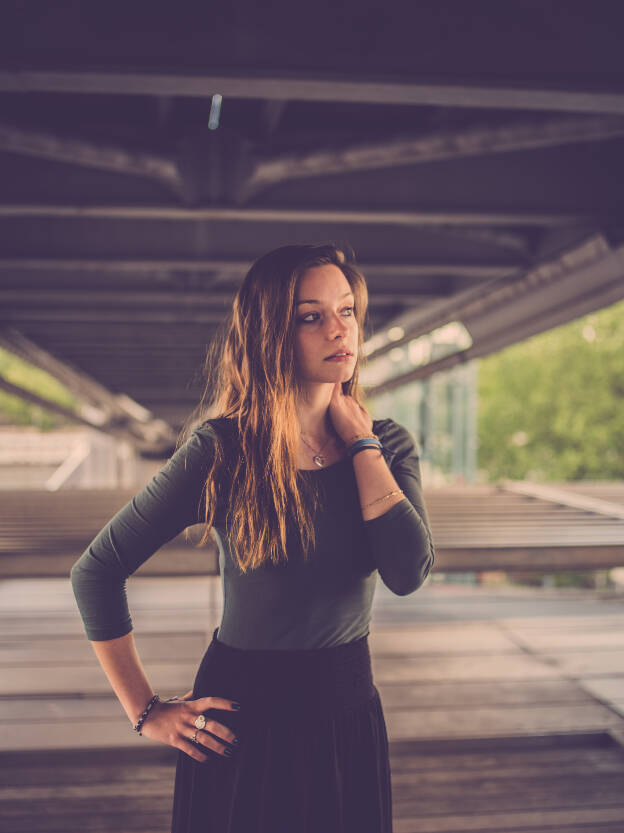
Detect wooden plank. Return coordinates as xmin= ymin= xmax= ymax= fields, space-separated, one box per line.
xmin=391 ymin=770 xmax=624 ymax=808
xmin=1 ymin=575 xmax=624 ymax=832
xmin=372 ymin=653 xmax=560 ymax=683
xmin=502 ymin=627 xmax=624 ymax=650
xmin=394 ymin=805 xmax=624 ymax=833
xmin=0 ymin=663 xmax=198 ymax=697
xmin=0 ymin=697 xmax=136 ymax=723
xmin=370 ymin=625 xmax=519 ymax=653
xmin=0 ymin=611 xmax=220 ymax=637
xmin=4 ymin=485 xmax=624 ymax=575
xmin=579 ymin=678 xmax=624 ymax=704
xmin=500 ymin=614 xmax=624 ymax=631
xmin=2 ymin=697 xmax=620 ymax=751
xmin=500 ymin=479 xmax=624 ymax=520
xmin=540 ymin=649 xmax=624 ymax=675
xmin=0 ymin=801 xmax=172 ymax=833
xmin=0 ymin=632 xmax=210 ymax=664
xmin=387 ymin=737 xmax=624 ymax=766
xmin=0 ymin=680 xmax=591 ymax=724
xmin=0 ymin=746 xmax=177 ymax=767
xmin=2 ymin=735 xmax=624 ymax=833
xmin=9 ymin=768 xmax=623 ymax=812
xmin=0 ymin=575 xmax=221 ymax=610
xmin=377 ymin=679 xmax=593 ymax=709
xmin=0 ymin=553 xmax=219 ymax=578
xmin=1 ymin=718 xmax=171 ymax=751
xmin=576 ymin=678 xmax=624 ymax=719
xmin=0 ymin=622 xmax=533 ymax=659
xmin=384 ymin=702 xmax=624 ymax=740
xmin=2 ymin=650 xmax=566 ymax=697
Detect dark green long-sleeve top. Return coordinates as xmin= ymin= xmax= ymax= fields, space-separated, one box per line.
xmin=70 ymin=417 xmax=435 ymax=649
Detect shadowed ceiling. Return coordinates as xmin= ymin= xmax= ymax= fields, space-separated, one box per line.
xmin=0 ymin=1 xmax=623 ymax=451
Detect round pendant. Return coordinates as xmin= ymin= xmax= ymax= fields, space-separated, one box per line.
xmin=313 ymin=454 xmax=325 ymax=467
xmin=194 ymin=714 xmax=206 ymax=730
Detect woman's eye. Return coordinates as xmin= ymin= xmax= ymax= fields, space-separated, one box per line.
xmin=300 ymin=306 xmax=355 ymax=324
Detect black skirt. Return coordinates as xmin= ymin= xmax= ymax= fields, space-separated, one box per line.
xmin=170 ymin=627 xmax=393 ymax=833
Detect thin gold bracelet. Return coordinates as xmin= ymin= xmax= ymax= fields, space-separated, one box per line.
xmin=361 ymin=489 xmax=404 ymax=510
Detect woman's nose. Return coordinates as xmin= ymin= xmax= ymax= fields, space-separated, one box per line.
xmin=327 ymin=314 xmax=349 ymax=336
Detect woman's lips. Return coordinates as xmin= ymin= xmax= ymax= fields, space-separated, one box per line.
xmin=324 ymin=353 xmax=352 ymax=362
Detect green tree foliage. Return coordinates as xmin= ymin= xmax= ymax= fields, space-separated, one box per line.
xmin=0 ymin=347 xmax=77 ymax=429
xmin=477 ymin=297 xmax=624 ymax=482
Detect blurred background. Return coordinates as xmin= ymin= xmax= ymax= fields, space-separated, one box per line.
xmin=2 ymin=295 xmax=623 ymax=591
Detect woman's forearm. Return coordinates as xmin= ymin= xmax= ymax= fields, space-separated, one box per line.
xmin=351 ymin=446 xmax=405 ymax=520
xmin=89 ymin=630 xmax=155 ymax=726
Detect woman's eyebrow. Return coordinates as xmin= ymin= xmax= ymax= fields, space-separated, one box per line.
xmin=296 ymin=290 xmax=354 ymax=306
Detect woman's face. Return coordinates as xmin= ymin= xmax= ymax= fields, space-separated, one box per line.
xmin=293 ymin=264 xmax=358 ymax=384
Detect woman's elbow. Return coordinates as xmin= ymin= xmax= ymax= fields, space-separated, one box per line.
xmin=384 ymin=546 xmax=434 ymax=596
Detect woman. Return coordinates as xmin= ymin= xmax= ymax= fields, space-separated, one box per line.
xmin=70 ymin=242 xmax=435 ymax=832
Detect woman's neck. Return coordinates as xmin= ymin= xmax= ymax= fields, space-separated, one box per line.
xmin=298 ymin=415 xmax=340 ymax=445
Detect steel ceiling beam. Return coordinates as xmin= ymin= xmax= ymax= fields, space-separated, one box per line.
xmin=1 ymin=68 xmax=623 ymax=115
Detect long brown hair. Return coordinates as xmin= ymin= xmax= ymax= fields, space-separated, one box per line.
xmin=177 ymin=241 xmax=371 ymax=573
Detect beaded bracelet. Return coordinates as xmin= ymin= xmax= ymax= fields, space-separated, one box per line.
xmin=133 ymin=693 xmax=161 ymax=735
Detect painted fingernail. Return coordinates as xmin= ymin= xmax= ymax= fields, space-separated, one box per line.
xmin=224 ymin=748 xmax=233 ymax=757
xmin=231 ymin=702 xmax=241 ymax=710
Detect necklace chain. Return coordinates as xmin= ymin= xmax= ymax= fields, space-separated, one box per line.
xmin=300 ymin=430 xmax=335 ymax=468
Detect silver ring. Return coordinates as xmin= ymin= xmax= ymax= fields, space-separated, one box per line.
xmin=194 ymin=714 xmax=206 ymax=730
xmin=192 ymin=729 xmax=199 ymax=743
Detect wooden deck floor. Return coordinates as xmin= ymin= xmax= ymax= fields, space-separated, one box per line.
xmin=1 ymin=577 xmax=624 ymax=832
